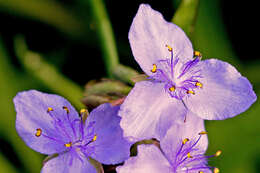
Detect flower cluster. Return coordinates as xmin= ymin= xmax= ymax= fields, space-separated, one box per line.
xmin=117 ymin=4 xmax=256 ymax=173
xmin=13 ymin=3 xmax=256 ymax=173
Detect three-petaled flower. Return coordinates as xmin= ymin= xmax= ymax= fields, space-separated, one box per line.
xmin=119 ymin=4 xmax=257 ymax=141
xmin=117 ymin=113 xmax=220 ymax=173
xmin=14 ymin=90 xmax=131 ymax=173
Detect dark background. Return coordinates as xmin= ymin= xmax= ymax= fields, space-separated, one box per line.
xmin=0 ymin=0 xmax=259 ymax=172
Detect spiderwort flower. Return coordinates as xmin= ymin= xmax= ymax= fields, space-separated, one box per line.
xmin=117 ymin=113 xmax=221 ymax=173
xmin=14 ymin=90 xmax=131 ymax=173
xmin=119 ymin=4 xmax=257 ymax=141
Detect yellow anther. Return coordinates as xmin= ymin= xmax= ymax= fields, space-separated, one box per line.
xmin=169 ymin=86 xmax=176 ymax=92
xmin=187 ymin=90 xmax=195 ymax=95
xmin=195 ymin=82 xmax=203 ymax=88
xmin=151 ymin=64 xmax=157 ymax=73
xmin=35 ymin=128 xmax=42 ymax=137
xmin=182 ymin=138 xmax=189 ymax=144
xmin=80 ymin=108 xmax=87 ymax=115
xmin=187 ymin=152 xmax=193 ymax=158
xmin=198 ymin=171 xmax=204 ymax=173
xmin=62 ymin=106 xmax=69 ymax=114
xmin=199 ymin=131 xmax=208 ymax=135
xmin=166 ymin=44 xmax=173 ymax=51
xmin=47 ymin=107 xmax=53 ymax=113
xmin=215 ymin=150 xmax=222 ymax=157
xmin=64 ymin=142 xmax=72 ymax=148
xmin=194 ymin=51 xmax=202 ymax=57
xmin=92 ymin=135 xmax=97 ymax=142
xmin=213 ymin=168 xmax=220 ymax=173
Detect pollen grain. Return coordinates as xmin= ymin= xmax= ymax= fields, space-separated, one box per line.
xmin=151 ymin=64 xmax=157 ymax=73
xmin=182 ymin=138 xmax=189 ymax=145
xmin=47 ymin=107 xmax=53 ymax=113
xmin=35 ymin=128 xmax=42 ymax=137
xmin=213 ymin=168 xmax=220 ymax=173
xmin=187 ymin=90 xmax=195 ymax=95
xmin=64 ymin=142 xmax=72 ymax=148
xmin=215 ymin=150 xmax=222 ymax=157
xmin=194 ymin=51 xmax=202 ymax=57
xmin=195 ymin=82 xmax=203 ymax=88
xmin=199 ymin=131 xmax=208 ymax=135
xmin=166 ymin=44 xmax=173 ymax=51
xmin=169 ymin=86 xmax=176 ymax=92
xmin=63 ymin=106 xmax=69 ymax=114
xmin=92 ymin=135 xmax=97 ymax=142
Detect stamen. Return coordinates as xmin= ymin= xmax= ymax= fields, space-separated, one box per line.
xmin=92 ymin=135 xmax=97 ymax=142
xmin=35 ymin=128 xmax=42 ymax=137
xmin=166 ymin=44 xmax=173 ymax=51
xmin=213 ymin=168 xmax=220 ymax=173
xmin=151 ymin=64 xmax=157 ymax=73
xmin=62 ymin=106 xmax=69 ymax=114
xmin=64 ymin=142 xmax=72 ymax=148
xmin=187 ymin=152 xmax=193 ymax=158
xmin=80 ymin=108 xmax=89 ymax=125
xmin=182 ymin=138 xmax=189 ymax=145
xmin=194 ymin=51 xmax=202 ymax=57
xmin=47 ymin=107 xmax=53 ymax=113
xmin=84 ymin=134 xmax=97 ymax=146
xmin=80 ymin=108 xmax=87 ymax=115
xmin=198 ymin=171 xmax=204 ymax=173
xmin=199 ymin=131 xmax=208 ymax=135
xmin=215 ymin=150 xmax=222 ymax=157
xmin=187 ymin=90 xmax=195 ymax=95
xmin=169 ymin=86 xmax=176 ymax=92
xmin=195 ymin=82 xmax=203 ymax=88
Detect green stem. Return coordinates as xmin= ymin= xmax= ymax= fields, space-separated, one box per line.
xmin=88 ymin=0 xmax=119 ymax=77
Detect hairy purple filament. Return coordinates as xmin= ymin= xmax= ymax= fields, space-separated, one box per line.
xmin=171 ymin=134 xmax=213 ymax=173
xmin=149 ymin=46 xmax=203 ymax=100
xmin=36 ymin=107 xmax=96 ymax=164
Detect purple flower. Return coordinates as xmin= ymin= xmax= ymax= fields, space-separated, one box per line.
xmin=14 ymin=90 xmax=131 ymax=173
xmin=117 ymin=113 xmax=220 ymax=173
xmin=119 ymin=4 xmax=257 ymax=141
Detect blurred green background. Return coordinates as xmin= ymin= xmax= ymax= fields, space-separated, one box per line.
xmin=0 ymin=0 xmax=259 ymax=172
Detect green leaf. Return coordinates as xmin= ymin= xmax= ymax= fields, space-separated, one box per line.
xmin=172 ymin=0 xmax=200 ymax=37
xmin=0 ymin=37 xmax=43 ymax=173
xmin=0 ymin=154 xmax=18 ymax=173
xmin=14 ymin=36 xmax=84 ymax=110
xmin=192 ymin=0 xmax=238 ymax=66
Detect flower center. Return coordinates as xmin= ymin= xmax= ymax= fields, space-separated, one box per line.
xmin=149 ymin=45 xmax=203 ymax=100
xmin=34 ymin=106 xmax=97 ymax=159
xmin=172 ymin=131 xmax=221 ymax=173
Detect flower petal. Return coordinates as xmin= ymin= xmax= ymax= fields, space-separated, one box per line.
xmin=41 ymin=152 xmax=97 ymax=173
xmin=86 ymin=103 xmax=132 ymax=164
xmin=160 ymin=112 xmax=208 ymax=163
xmin=129 ymin=4 xmax=193 ymax=75
xmin=14 ymin=90 xmax=79 ymax=154
xmin=116 ymin=145 xmax=171 ymax=173
xmin=119 ymin=81 xmax=187 ymax=142
xmin=184 ymin=59 xmax=257 ymax=120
